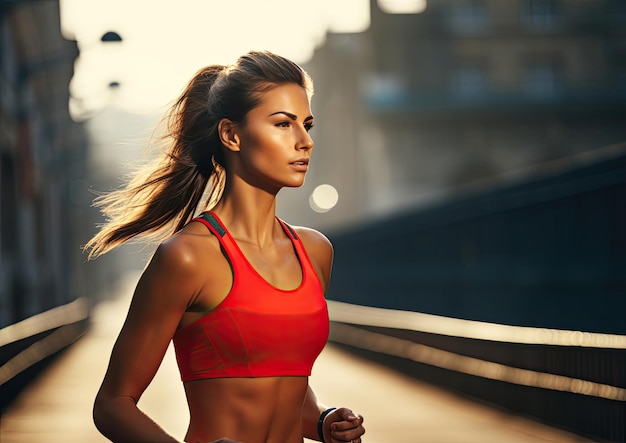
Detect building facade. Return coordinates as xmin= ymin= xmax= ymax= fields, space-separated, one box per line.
xmin=281 ymin=0 xmax=626 ymax=230
xmin=0 ymin=0 xmax=91 ymax=405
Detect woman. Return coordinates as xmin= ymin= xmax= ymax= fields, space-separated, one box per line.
xmin=85 ymin=51 xmax=365 ymax=443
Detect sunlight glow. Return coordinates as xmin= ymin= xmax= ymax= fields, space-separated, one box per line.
xmin=59 ymin=0 xmax=371 ymax=119
xmin=377 ymin=0 xmax=427 ymax=14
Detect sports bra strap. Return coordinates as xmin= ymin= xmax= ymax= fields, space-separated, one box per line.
xmin=277 ymin=218 xmax=299 ymax=240
xmin=197 ymin=212 xmax=226 ymax=237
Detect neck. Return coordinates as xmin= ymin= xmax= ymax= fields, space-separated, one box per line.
xmin=211 ymin=175 xmax=281 ymax=247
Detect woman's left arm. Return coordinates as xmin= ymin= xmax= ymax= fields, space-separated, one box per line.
xmin=296 ymin=227 xmax=365 ymax=441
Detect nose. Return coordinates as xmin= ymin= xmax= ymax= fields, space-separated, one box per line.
xmin=297 ymin=127 xmax=314 ymax=151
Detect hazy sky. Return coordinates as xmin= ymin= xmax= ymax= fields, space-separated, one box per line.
xmin=60 ymin=0 xmax=369 ymax=117
xmin=60 ymin=0 xmax=425 ymax=118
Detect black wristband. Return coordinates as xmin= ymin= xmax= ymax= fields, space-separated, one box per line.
xmin=317 ymin=407 xmax=337 ymax=443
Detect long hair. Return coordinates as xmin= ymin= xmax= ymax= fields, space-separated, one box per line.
xmin=84 ymin=50 xmax=313 ymax=259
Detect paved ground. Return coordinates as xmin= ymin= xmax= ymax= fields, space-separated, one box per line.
xmin=0 ymin=274 xmax=593 ymax=443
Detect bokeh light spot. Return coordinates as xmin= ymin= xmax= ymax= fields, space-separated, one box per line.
xmin=310 ymin=184 xmax=339 ymax=213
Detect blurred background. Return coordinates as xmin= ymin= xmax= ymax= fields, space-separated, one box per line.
xmin=0 ymin=0 xmax=625 ymax=442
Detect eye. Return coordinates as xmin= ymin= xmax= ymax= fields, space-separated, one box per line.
xmin=276 ymin=121 xmax=290 ymax=128
xmin=305 ymin=122 xmax=314 ymax=132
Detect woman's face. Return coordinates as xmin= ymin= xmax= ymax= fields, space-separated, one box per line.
xmin=232 ymin=83 xmax=314 ymax=192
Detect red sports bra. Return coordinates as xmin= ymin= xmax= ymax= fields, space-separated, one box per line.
xmin=172 ymin=212 xmax=330 ymax=381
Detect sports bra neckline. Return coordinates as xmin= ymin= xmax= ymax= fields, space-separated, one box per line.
xmin=199 ymin=211 xmax=307 ymax=294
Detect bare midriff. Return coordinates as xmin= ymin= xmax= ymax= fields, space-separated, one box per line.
xmin=183 ymin=376 xmax=309 ymax=443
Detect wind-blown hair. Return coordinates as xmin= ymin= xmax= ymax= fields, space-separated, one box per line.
xmin=84 ymin=50 xmax=313 ymax=259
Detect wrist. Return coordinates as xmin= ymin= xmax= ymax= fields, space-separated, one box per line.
xmin=317 ymin=407 xmax=336 ymax=443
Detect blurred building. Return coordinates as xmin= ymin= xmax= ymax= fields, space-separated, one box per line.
xmin=284 ymin=0 xmax=626 ymax=229
xmin=0 ymin=0 xmax=91 ymax=407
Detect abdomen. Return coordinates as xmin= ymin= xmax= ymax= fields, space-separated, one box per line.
xmin=184 ymin=377 xmax=308 ymax=443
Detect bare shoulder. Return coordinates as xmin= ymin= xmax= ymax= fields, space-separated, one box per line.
xmin=139 ymin=221 xmax=220 ymax=304
xmin=292 ymin=225 xmax=333 ymax=257
xmin=152 ymin=222 xmax=215 ymax=273
xmin=291 ymin=225 xmax=334 ymax=291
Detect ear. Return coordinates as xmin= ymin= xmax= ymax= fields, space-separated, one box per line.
xmin=217 ymin=118 xmax=241 ymax=152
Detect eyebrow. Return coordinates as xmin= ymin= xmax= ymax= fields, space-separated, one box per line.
xmin=269 ymin=111 xmax=314 ymax=122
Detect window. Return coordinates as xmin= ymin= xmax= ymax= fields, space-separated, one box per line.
xmin=522 ymin=0 xmax=559 ymax=31
xmin=525 ymin=60 xmax=561 ymax=98
xmin=453 ymin=64 xmax=487 ymax=98
xmin=447 ymin=0 xmax=489 ymax=34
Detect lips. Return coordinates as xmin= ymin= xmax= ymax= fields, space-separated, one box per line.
xmin=289 ymin=158 xmax=309 ymax=172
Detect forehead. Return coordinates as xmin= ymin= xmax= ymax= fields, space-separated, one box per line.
xmin=252 ymin=83 xmax=312 ymax=114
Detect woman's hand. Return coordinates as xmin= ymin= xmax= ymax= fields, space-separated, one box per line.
xmin=322 ymin=407 xmax=365 ymax=443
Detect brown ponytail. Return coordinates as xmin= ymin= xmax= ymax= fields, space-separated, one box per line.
xmin=84 ymin=51 xmax=313 ymax=259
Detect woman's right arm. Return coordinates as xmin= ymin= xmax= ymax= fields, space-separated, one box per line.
xmin=93 ymin=239 xmax=201 ymax=443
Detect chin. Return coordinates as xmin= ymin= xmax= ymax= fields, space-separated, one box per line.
xmin=280 ymin=177 xmax=306 ymax=189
